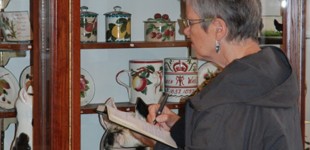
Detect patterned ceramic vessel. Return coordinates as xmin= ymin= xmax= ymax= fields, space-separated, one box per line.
xmin=104 ymin=6 xmax=131 ymax=42
xmin=115 ymin=59 xmax=163 ymax=104
xmin=164 ymin=57 xmax=198 ymax=102
xmin=144 ymin=19 xmax=175 ymax=42
xmin=80 ymin=6 xmax=98 ymax=42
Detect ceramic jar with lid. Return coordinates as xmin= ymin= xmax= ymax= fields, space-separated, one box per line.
xmin=104 ymin=6 xmax=131 ymax=42
xmin=144 ymin=18 xmax=175 ymax=42
xmin=80 ymin=6 xmax=98 ymax=42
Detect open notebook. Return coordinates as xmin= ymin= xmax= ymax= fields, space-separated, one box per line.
xmin=106 ymin=105 xmax=177 ymax=148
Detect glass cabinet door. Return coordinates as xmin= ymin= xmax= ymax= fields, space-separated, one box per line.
xmin=31 ymin=0 xmax=308 ymax=149
xmin=260 ymin=0 xmax=284 ymax=44
xmin=0 ymin=0 xmax=306 ymax=149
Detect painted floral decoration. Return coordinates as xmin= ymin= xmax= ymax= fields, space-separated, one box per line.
xmin=0 ymin=74 xmax=11 ymax=103
xmin=80 ymin=74 xmax=90 ymax=98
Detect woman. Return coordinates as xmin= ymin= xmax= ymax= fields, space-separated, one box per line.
xmin=136 ymin=0 xmax=303 ymax=149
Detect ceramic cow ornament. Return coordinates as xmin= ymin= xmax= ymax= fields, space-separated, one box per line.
xmin=11 ymin=85 xmax=33 ymax=150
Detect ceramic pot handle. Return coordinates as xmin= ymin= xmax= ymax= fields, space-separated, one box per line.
xmin=115 ymin=70 xmax=131 ymax=99
xmin=154 ymin=71 xmax=162 ymax=93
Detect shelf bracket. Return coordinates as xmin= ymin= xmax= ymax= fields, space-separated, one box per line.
xmin=0 ymin=51 xmax=26 ymax=67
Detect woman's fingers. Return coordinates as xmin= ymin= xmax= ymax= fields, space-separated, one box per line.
xmin=147 ymin=104 xmax=160 ymax=123
xmin=147 ymin=104 xmax=181 ymax=130
xmin=156 ymin=113 xmax=180 ymax=128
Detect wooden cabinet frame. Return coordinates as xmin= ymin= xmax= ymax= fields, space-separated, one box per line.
xmin=284 ymin=0 xmax=306 ymax=143
xmin=32 ymin=0 xmax=81 ymax=149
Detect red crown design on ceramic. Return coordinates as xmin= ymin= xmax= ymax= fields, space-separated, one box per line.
xmin=173 ymin=61 xmax=188 ymax=72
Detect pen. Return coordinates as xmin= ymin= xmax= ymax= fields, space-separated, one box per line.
xmin=153 ymin=93 xmax=169 ymax=124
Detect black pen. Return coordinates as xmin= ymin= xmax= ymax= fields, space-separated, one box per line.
xmin=153 ymin=93 xmax=169 ymax=124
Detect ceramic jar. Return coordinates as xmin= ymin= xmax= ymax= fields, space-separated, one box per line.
xmin=164 ymin=57 xmax=198 ymax=102
xmin=144 ymin=19 xmax=175 ymax=42
xmin=80 ymin=6 xmax=98 ymax=42
xmin=104 ymin=6 xmax=131 ymax=42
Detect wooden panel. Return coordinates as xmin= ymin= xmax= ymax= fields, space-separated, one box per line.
xmin=285 ymin=0 xmax=306 ymax=144
xmin=32 ymin=0 xmax=81 ymax=149
xmin=32 ymin=0 xmax=75 ymax=149
xmin=31 ymin=0 xmax=46 ymax=149
xmin=71 ymin=0 xmax=81 ymax=149
xmin=48 ymin=0 xmax=71 ymax=149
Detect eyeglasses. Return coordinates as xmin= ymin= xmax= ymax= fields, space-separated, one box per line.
xmin=178 ymin=18 xmax=213 ymax=28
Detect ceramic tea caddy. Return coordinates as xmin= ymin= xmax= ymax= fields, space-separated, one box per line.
xmin=104 ymin=6 xmax=131 ymax=42
xmin=80 ymin=6 xmax=98 ymax=42
xmin=144 ymin=14 xmax=175 ymax=42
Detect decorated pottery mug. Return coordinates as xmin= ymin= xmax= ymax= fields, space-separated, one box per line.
xmin=115 ymin=59 xmax=163 ymax=104
xmin=164 ymin=57 xmax=198 ymax=102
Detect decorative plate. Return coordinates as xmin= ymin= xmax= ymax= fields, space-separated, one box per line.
xmin=198 ymin=62 xmax=219 ymax=85
xmin=19 ymin=65 xmax=32 ymax=88
xmin=0 ymin=67 xmax=20 ymax=109
xmin=80 ymin=68 xmax=95 ymax=106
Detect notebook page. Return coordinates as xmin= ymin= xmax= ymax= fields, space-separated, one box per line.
xmin=106 ymin=105 xmax=177 ymax=148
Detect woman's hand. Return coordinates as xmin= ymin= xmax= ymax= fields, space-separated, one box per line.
xmin=147 ymin=104 xmax=180 ymax=131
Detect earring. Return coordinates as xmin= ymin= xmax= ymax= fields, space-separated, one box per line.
xmin=215 ymin=40 xmax=220 ymax=53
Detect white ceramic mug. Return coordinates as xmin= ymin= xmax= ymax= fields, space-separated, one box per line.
xmin=115 ymin=59 xmax=163 ymax=104
xmin=164 ymin=57 xmax=198 ymax=102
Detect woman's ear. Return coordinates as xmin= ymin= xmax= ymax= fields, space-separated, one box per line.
xmin=212 ymin=18 xmax=227 ymax=40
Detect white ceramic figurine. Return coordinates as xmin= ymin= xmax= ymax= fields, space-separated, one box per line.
xmin=11 ymin=84 xmax=33 ymax=150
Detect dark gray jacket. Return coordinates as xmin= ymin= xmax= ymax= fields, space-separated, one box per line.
xmin=155 ymin=46 xmax=303 ymax=150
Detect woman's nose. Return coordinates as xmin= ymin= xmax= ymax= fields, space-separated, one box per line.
xmin=183 ymin=27 xmax=190 ymax=38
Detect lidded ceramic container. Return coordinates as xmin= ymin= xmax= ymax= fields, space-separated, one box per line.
xmin=144 ymin=18 xmax=175 ymax=42
xmin=104 ymin=6 xmax=131 ymax=42
xmin=80 ymin=6 xmax=98 ymax=42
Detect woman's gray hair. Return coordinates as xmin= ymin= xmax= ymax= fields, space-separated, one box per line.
xmin=186 ymin=0 xmax=262 ymax=42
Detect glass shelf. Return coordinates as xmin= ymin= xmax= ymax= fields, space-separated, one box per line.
xmin=80 ymin=38 xmax=281 ymax=50
xmin=0 ymin=43 xmax=32 ymax=50
xmin=80 ymin=102 xmax=185 ymax=114
xmin=80 ymin=40 xmax=191 ymax=49
xmin=0 ymin=109 xmax=16 ymax=118
xmin=0 ymin=38 xmax=281 ymax=52
xmin=258 ymin=36 xmax=282 ymax=44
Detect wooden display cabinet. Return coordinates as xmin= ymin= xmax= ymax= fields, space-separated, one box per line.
xmin=0 ymin=0 xmax=306 ymax=149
